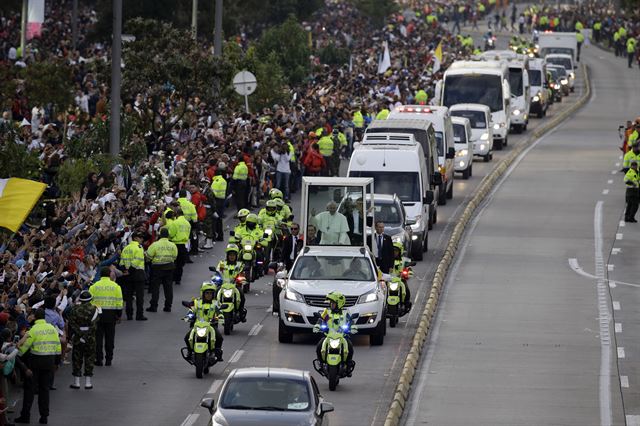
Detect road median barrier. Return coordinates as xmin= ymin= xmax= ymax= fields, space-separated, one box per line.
xmin=383 ymin=63 xmax=592 ymax=426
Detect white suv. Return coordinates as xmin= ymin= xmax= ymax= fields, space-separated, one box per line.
xmin=277 ymin=245 xmax=387 ymax=346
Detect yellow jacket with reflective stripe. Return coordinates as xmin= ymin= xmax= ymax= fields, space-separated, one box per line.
xmin=288 ymin=141 xmax=296 ymax=161
xmin=212 ymin=176 xmax=227 ymax=199
xmin=232 ymin=161 xmax=248 ymax=180
xmin=147 ymin=237 xmax=178 ymax=265
xmin=119 ymin=241 xmax=145 ymax=270
xmin=624 ymin=168 xmax=640 ymax=188
xmin=623 ymin=150 xmax=639 ymax=169
xmin=90 ymin=277 xmax=124 ymax=310
xmin=353 ymin=111 xmax=364 ymax=128
xmin=169 ymin=216 xmax=191 ymax=244
xmin=20 ymin=320 xmax=61 ymax=356
xmin=178 ymin=198 xmax=198 ymax=223
xmin=318 ymin=136 xmax=334 ymax=156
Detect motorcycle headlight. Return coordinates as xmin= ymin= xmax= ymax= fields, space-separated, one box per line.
xmin=493 ymin=123 xmax=500 ymax=130
xmin=480 ymin=132 xmax=489 ymax=140
xmin=265 ymin=228 xmax=273 ymax=235
xmin=391 ymin=234 xmax=403 ymax=243
xmin=569 ymin=72 xmax=575 ymax=79
xmin=533 ymin=95 xmax=540 ymax=102
xmin=223 ymin=289 xmax=233 ymax=298
xmin=456 ymin=149 xmax=468 ymax=157
xmin=196 ymin=327 xmax=207 ymax=337
xmin=285 ymin=287 xmax=304 ymax=303
xmin=512 ymin=109 xmax=521 ymax=116
xmin=329 ymin=338 xmax=341 ymax=349
xmin=358 ymin=290 xmax=378 ymax=304
xmin=244 ymin=244 xmax=253 ymax=251
xmin=389 ymin=282 xmax=399 ymax=291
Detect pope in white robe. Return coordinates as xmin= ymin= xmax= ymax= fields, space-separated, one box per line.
xmin=312 ymin=201 xmax=351 ymax=245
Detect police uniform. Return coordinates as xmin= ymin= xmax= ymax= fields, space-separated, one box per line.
xmin=178 ymin=196 xmax=199 ymax=255
xmin=90 ymin=276 xmax=123 ymax=365
xmin=211 ymin=175 xmax=227 ymax=240
xmin=232 ymin=161 xmax=249 ymax=211
xmin=67 ymin=298 xmax=99 ymax=382
xmin=147 ymin=237 xmax=178 ymax=312
xmin=17 ymin=319 xmax=61 ymax=423
xmin=624 ymin=163 xmax=640 ymax=222
xmin=169 ymin=215 xmax=191 ymax=286
xmin=119 ymin=240 xmax=147 ymax=320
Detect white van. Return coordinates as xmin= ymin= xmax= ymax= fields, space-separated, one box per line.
xmin=388 ymin=105 xmax=455 ymax=206
xmin=438 ymin=60 xmax=511 ymax=150
xmin=449 ymin=103 xmax=493 ymax=162
xmin=506 ymin=60 xmax=530 ymax=133
xmin=451 ymin=117 xmax=473 ymax=179
xmin=348 ymin=133 xmax=434 ymax=259
xmin=544 ymin=53 xmax=575 ymax=92
xmin=528 ymin=58 xmax=549 ymax=118
xmin=538 ymin=32 xmax=578 ymax=62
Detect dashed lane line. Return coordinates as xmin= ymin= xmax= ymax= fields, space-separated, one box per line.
xmin=615 ymin=323 xmax=622 ymax=333
xmin=613 ymin=301 xmax=621 ymax=311
xmin=618 ymin=347 xmax=626 ymax=359
xmin=207 ymin=379 xmax=223 ymax=396
xmin=228 ymin=349 xmax=244 ymax=363
xmin=602 ymin=189 xmax=610 ymax=195
xmin=248 ymin=324 xmax=263 ymax=336
xmin=621 ymin=376 xmax=630 ymax=388
xmin=180 ymin=413 xmax=200 ymax=426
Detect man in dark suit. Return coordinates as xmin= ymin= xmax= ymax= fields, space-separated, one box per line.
xmin=346 ymin=197 xmax=365 ymax=246
xmin=369 ymin=221 xmax=394 ymax=273
xmin=281 ymin=223 xmax=303 ymax=270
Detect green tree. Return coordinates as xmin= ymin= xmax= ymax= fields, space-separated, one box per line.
xmin=0 ymin=64 xmax=17 ymax=111
xmin=350 ymin=0 xmax=399 ymax=28
xmin=0 ymin=138 xmax=42 ymax=180
xmin=19 ymin=61 xmax=74 ymax=116
xmin=257 ymin=15 xmax=310 ymax=85
xmin=318 ymin=42 xmax=351 ymax=66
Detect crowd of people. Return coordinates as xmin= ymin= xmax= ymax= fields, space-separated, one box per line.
xmin=0 ymin=0 xmax=635 ymax=423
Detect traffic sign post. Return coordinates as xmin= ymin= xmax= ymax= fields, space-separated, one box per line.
xmin=232 ymin=70 xmax=257 ymax=113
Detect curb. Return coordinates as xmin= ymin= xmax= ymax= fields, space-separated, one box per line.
xmin=383 ymin=63 xmax=592 ymax=426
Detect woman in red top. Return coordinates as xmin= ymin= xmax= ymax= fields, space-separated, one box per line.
xmin=302 ymin=143 xmax=326 ymax=176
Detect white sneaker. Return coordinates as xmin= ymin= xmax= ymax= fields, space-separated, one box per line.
xmin=85 ymin=376 xmax=93 ymax=389
xmin=202 ymin=239 xmax=214 ymax=249
xmin=70 ymin=376 xmax=80 ymax=389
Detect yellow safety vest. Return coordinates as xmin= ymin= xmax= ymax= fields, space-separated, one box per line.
xmin=623 ymin=150 xmax=639 ymax=169
xmin=353 ymin=111 xmax=364 ymax=128
xmin=119 ymin=241 xmax=145 ymax=270
xmin=20 ymin=320 xmax=61 ymax=356
xmin=211 ymin=176 xmax=227 ymax=199
xmin=170 ymin=216 xmax=191 ymax=244
xmin=90 ymin=277 xmax=124 ymax=311
xmin=147 ymin=237 xmax=178 ymax=265
xmin=318 ymin=136 xmax=334 ymax=156
xmin=627 ymin=38 xmax=637 ymax=53
xmin=624 ymin=168 xmax=639 ymax=188
xmin=178 ymin=197 xmax=197 ymax=223
xmin=232 ymin=161 xmax=248 ymax=180
xmin=376 ymin=109 xmax=390 ymax=120
xmin=288 ymin=141 xmax=296 ymax=161
xmin=577 ymin=32 xmax=584 ymax=43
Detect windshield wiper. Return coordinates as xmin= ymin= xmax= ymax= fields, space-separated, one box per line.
xmin=253 ymin=406 xmax=286 ymax=411
xmin=223 ymin=405 xmax=255 ymax=410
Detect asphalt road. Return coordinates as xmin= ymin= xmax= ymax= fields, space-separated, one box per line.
xmin=36 ymin=37 xmax=584 ymax=426
xmin=402 ymin=33 xmax=636 ymax=426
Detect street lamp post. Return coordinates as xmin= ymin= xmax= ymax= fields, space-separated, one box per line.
xmin=110 ymin=0 xmax=123 ymax=155
xmin=214 ymin=0 xmax=222 ymax=57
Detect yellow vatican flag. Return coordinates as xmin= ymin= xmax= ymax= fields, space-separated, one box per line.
xmin=0 ymin=178 xmax=46 ymax=232
xmin=433 ymin=41 xmax=443 ymax=73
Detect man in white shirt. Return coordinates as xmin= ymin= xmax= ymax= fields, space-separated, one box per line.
xmin=313 ymin=201 xmax=350 ymax=245
xmin=270 ymin=142 xmax=292 ymax=201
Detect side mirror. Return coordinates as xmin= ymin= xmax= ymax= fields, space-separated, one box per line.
xmin=319 ymin=402 xmax=335 ymax=415
xmin=201 ymin=398 xmax=216 ymax=415
xmin=574 ymin=64 xmax=578 ymax=69
xmin=312 ymin=312 xmax=321 ymax=318
xmin=208 ymin=266 xmax=217 ymax=272
xmin=181 ymin=300 xmax=192 ymax=308
xmin=229 ymin=230 xmax=235 ymax=237
xmin=424 ymin=190 xmax=434 ymax=205
xmin=446 ymin=147 xmax=455 ymax=159
xmin=431 ymin=172 xmax=442 ymax=186
xmin=405 ymin=218 xmax=416 ymax=226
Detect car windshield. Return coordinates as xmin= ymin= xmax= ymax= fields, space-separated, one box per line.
xmin=553 ymin=67 xmax=567 ymax=77
xmin=546 ymin=57 xmax=571 ymax=70
xmin=452 ymin=123 xmax=467 ymax=143
xmin=443 ymin=74 xmax=503 ymax=112
xmin=374 ymin=202 xmax=402 ymax=226
xmin=451 ymin=110 xmax=486 ymax=129
xmin=508 ymin=68 xmax=523 ymax=96
xmin=529 ymin=69 xmax=542 ymax=86
xmin=349 ymin=171 xmax=420 ymax=202
xmin=541 ymin=47 xmax=574 ymax=59
xmin=220 ymin=377 xmax=311 ymax=411
xmin=434 ymin=131 xmax=444 ymax=156
xmin=291 ymin=255 xmax=375 ymax=281
xmin=548 ymin=68 xmax=559 ymax=80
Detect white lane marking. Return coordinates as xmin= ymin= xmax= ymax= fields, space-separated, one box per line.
xmin=615 ymin=323 xmax=622 ymax=333
xmin=602 ymin=189 xmax=609 ymax=195
xmin=608 ymin=179 xmax=613 ymax=184
xmin=612 ymin=170 xmax=618 ymax=175
xmin=229 ymin=349 xmax=244 ymax=363
xmin=594 ymin=201 xmax=613 ymax=426
xmin=613 ymin=301 xmax=621 ymax=311
xmin=620 ymin=221 xmax=626 ymax=227
xmin=266 ymin=305 xmax=273 ymax=313
xmin=615 ymin=162 xmax=621 ymax=167
xmin=618 ymin=347 xmax=626 ymax=359
xmin=180 ymin=414 xmax=200 ymax=426
xmin=609 ymin=281 xmax=617 ymax=288
xmin=607 ymin=264 xmax=615 ymax=271
xmin=627 ymin=416 xmax=640 ymax=426
xmin=207 ymin=379 xmax=223 ymax=395
xmin=620 ymin=155 xmax=624 ymax=160
xmin=621 ymin=376 xmax=630 ymax=388
xmin=616 ymin=233 xmax=623 ymax=240
xmin=248 ymin=324 xmax=263 ymax=336
xmin=612 ymin=248 xmax=621 ymax=255
xmin=568 ymin=259 xmax=640 ymax=289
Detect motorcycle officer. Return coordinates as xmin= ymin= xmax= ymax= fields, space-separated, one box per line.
xmin=216 ymin=244 xmax=247 ymax=321
xmin=391 ymin=242 xmax=412 ymax=311
xmin=313 ymin=291 xmax=355 ymax=375
xmin=184 ymin=282 xmax=224 ymax=361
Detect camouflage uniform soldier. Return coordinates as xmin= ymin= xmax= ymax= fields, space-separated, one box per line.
xmin=200 ymin=177 xmax=216 ymax=249
xmin=68 ymin=290 xmax=99 ymax=390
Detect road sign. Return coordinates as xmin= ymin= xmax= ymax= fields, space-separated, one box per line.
xmin=233 ymin=70 xmax=257 ymax=96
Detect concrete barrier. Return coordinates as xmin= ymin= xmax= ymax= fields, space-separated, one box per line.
xmin=383 ymin=64 xmax=592 ymax=426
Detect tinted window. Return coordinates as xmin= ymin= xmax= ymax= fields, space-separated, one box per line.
xmin=452 ymin=123 xmax=467 ymax=143
xmin=221 ymin=378 xmax=311 ymax=411
xmin=529 ymin=69 xmax=542 ymax=86
xmin=291 ymin=255 xmax=375 ymax=281
xmin=508 ymin=68 xmax=523 ymax=96
xmin=546 ymin=57 xmax=571 ymax=70
xmin=451 ymin=110 xmax=486 ymax=128
xmin=443 ymin=74 xmax=504 ymax=112
xmin=350 ymin=170 xmax=421 ymax=202
xmin=434 ymin=132 xmax=444 ymax=156
xmin=374 ymin=202 xmax=402 ymax=225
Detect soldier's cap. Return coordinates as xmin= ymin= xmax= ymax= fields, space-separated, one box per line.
xmin=78 ymin=290 xmax=93 ymax=303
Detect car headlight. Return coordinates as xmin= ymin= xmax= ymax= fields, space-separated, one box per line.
xmin=329 ymin=338 xmax=341 ymax=349
xmin=479 ymin=143 xmax=486 ymax=150
xmin=493 ymin=123 xmax=500 ymax=130
xmin=532 ymin=95 xmax=540 ymax=102
xmin=560 ymin=78 xmax=568 ymax=85
xmin=196 ymin=327 xmax=207 ymax=337
xmin=456 ymin=149 xmax=468 ymax=157
xmin=512 ymin=109 xmax=521 ymax=116
xmin=358 ymin=290 xmax=378 ymax=304
xmin=285 ymin=287 xmax=304 ymax=302
xmin=389 ymin=282 xmax=399 ymax=291
xmin=458 ymin=160 xmax=466 ymax=167
xmin=480 ymin=132 xmax=489 ymax=140
xmin=223 ymin=289 xmax=233 ymax=298
xmin=244 ymin=244 xmax=253 ymax=251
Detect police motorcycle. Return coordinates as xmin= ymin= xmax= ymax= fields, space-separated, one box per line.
xmin=312 ymin=292 xmax=357 ymax=391
xmin=180 ymin=283 xmax=226 ymax=379
xmin=387 ymin=243 xmax=416 ymax=327
xmin=216 ymin=275 xmax=247 ymax=335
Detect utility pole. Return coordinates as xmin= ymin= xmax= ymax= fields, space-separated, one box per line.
xmin=214 ymin=0 xmax=222 ymax=57
xmin=72 ymin=0 xmax=78 ymax=51
xmin=20 ymin=0 xmax=27 ymax=58
xmin=110 ymin=0 xmax=123 ymax=155
xmin=191 ymin=0 xmax=198 ymax=39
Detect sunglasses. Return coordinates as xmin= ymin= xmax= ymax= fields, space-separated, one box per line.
xmin=291 ymin=227 xmax=299 ymax=231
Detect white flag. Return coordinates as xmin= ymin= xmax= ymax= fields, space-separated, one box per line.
xmin=377 ymin=42 xmax=391 ymax=74
xmin=27 ymin=0 xmax=45 ymax=40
